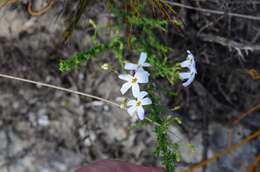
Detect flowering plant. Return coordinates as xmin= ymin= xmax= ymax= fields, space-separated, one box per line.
xmin=58 ymin=2 xmax=198 ymax=171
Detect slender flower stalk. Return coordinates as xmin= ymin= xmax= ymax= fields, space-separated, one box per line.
xmin=0 ymin=73 xmax=120 ymax=107
xmin=0 ymin=73 xmax=181 ymax=142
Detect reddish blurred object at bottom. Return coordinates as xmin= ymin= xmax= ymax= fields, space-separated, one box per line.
xmin=74 ymin=160 xmax=165 ymax=172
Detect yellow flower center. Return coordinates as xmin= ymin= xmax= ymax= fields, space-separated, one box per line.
xmin=136 ymin=100 xmax=142 ymax=107
xmin=131 ymin=77 xmax=138 ymax=85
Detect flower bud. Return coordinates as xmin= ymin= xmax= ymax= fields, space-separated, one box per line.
xmin=101 ymin=63 xmax=110 ymax=70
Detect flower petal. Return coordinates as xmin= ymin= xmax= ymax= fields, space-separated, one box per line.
xmin=187 ymin=55 xmax=194 ymax=62
xmin=179 ymin=50 xmax=197 ymax=87
xmin=120 ymin=82 xmax=131 ymax=95
xmin=127 ymin=100 xmax=136 ymax=106
xmin=132 ymin=84 xmax=140 ymax=97
xmin=137 ymin=107 xmax=145 ymax=120
xmin=190 ymin=64 xmax=197 ymax=74
xmin=137 ymin=68 xmax=150 ymax=76
xmin=180 ymin=60 xmax=190 ymax=68
xmin=142 ymin=62 xmax=151 ymax=67
xmin=141 ymin=97 xmax=152 ymax=105
xmin=187 ymin=50 xmax=192 ymax=55
xmin=138 ymin=52 xmax=147 ymax=65
xmin=119 ymin=74 xmax=132 ymax=81
xmin=179 ymin=72 xmax=192 ymax=80
xmin=127 ymin=106 xmax=136 ymax=116
xmin=135 ymin=71 xmax=149 ymax=83
xmin=138 ymin=91 xmax=148 ymax=99
xmin=187 ymin=52 xmax=195 ymax=64
xmin=125 ymin=63 xmax=138 ymax=70
xmin=182 ymin=73 xmax=195 ymax=87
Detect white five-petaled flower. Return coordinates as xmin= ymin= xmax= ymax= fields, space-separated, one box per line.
xmin=179 ymin=50 xmax=197 ymax=87
xmin=119 ymin=71 xmax=148 ymax=97
xmin=125 ymin=52 xmax=151 ymax=77
xmin=127 ymin=91 xmax=152 ymax=120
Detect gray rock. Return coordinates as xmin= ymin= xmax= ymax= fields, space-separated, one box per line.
xmin=207 ymin=123 xmax=257 ymax=172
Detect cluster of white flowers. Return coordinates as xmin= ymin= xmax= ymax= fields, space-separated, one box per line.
xmin=119 ymin=52 xmax=152 ymax=120
xmin=118 ymin=51 xmax=196 ymax=119
xmin=179 ymin=50 xmax=197 ymax=87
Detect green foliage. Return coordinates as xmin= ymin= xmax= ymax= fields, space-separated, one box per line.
xmin=148 ymin=54 xmax=180 ymax=85
xmin=144 ymin=86 xmax=181 ymax=172
xmin=127 ymin=15 xmax=168 ymax=32
xmin=111 ymin=35 xmax=125 ymax=69
xmin=59 ymin=35 xmax=125 ymax=72
xmin=148 ymin=105 xmax=178 ymax=172
xmin=130 ymin=36 xmax=179 ymax=85
xmin=59 ymin=43 xmax=110 ymax=72
xmin=129 ymin=119 xmax=150 ymax=130
xmin=127 ymin=16 xmax=180 ymax=85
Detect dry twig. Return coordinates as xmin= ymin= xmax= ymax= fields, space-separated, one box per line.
xmin=226 ymin=103 xmax=260 ymax=146
xmin=198 ymin=33 xmax=260 ymax=51
xmin=163 ymin=0 xmax=260 ymax=21
xmin=0 ymin=0 xmax=16 ymax=8
xmin=228 ymin=103 xmax=260 ymax=127
xmin=245 ymin=154 xmax=260 ymax=172
xmin=27 ymin=0 xmax=55 ymax=16
xmin=185 ymin=130 xmax=260 ymax=172
xmin=247 ymin=69 xmax=260 ymax=80
xmin=198 ymin=33 xmax=260 ymax=60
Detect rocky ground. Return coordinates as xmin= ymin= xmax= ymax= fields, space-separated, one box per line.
xmin=0 ymin=1 xmax=259 ymax=172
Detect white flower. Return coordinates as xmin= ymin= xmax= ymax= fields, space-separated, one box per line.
xmin=38 ymin=115 xmax=49 ymax=126
xmin=180 ymin=50 xmax=196 ymax=70
xmin=179 ymin=50 xmax=197 ymax=87
xmin=119 ymin=71 xmax=148 ymax=97
xmin=127 ymin=91 xmax=152 ymax=120
xmin=125 ymin=52 xmax=151 ymax=72
xmin=179 ymin=72 xmax=196 ymax=87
